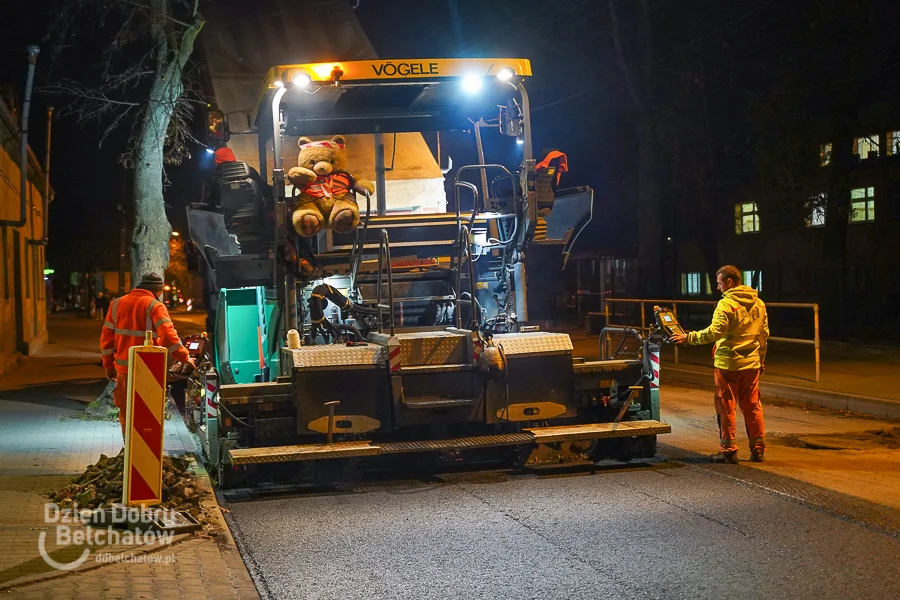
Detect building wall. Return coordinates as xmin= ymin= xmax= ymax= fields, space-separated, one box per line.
xmin=672 ymin=149 xmax=900 ymax=340
xmin=0 ymin=98 xmax=49 ymax=375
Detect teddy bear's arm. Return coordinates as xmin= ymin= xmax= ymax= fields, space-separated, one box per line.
xmin=288 ymin=166 xmax=316 ymax=187
xmin=354 ymin=178 xmax=376 ymax=195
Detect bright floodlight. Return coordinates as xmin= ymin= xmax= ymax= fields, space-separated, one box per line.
xmin=515 ymin=136 xmax=525 ymax=145
xmin=293 ymin=72 xmax=312 ymax=88
xmin=462 ymin=75 xmax=483 ymax=94
xmin=205 ymin=148 xmax=215 ymax=154
xmin=497 ymin=67 xmax=515 ymax=81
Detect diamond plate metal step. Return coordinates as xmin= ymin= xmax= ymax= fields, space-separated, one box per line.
xmin=226 ymin=420 xmax=669 ymax=465
xmin=524 ymin=420 xmax=671 ymax=443
xmin=379 ymin=434 xmax=534 ymax=454
xmin=402 ymin=396 xmax=477 ymax=408
xmin=229 ymin=441 xmax=379 ymax=464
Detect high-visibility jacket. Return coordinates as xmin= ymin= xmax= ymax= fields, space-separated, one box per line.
xmin=687 ymin=285 xmax=769 ymax=371
xmin=535 ymin=151 xmax=569 ymax=186
xmin=299 ymin=171 xmax=356 ymax=202
xmin=100 ymin=289 xmax=190 ymax=374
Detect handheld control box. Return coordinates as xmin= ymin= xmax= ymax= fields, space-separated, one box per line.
xmin=169 ymin=333 xmax=210 ymax=379
xmin=654 ymin=306 xmax=686 ymax=338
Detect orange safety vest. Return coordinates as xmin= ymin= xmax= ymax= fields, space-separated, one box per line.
xmin=535 ymin=150 xmax=569 ymax=186
xmin=100 ymin=289 xmax=190 ymax=374
xmin=301 ymin=172 xmax=356 ymax=201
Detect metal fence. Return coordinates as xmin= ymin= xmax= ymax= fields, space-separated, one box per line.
xmin=603 ymin=298 xmax=821 ymax=382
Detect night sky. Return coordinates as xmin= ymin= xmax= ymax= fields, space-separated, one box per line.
xmin=2 ymin=0 xmax=898 ymax=279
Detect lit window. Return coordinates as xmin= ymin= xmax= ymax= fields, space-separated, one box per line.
xmin=680 ymin=272 xmax=701 ymax=296
xmin=735 ymin=202 xmax=760 ymax=234
xmin=819 ymin=143 xmax=832 ymax=166
xmin=743 ymin=270 xmax=762 ymax=292
xmin=854 ymin=135 xmax=879 ymax=159
xmin=805 ymin=193 xmax=826 ymax=228
xmin=849 ymin=187 xmax=875 ymax=223
xmin=887 ymin=131 xmax=900 ymax=156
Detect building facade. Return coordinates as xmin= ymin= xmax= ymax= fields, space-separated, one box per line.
xmin=672 ymin=122 xmax=900 ymax=341
xmin=0 ymin=96 xmax=50 ymax=374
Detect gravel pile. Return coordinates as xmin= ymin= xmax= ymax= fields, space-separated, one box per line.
xmin=48 ymin=450 xmax=207 ymax=521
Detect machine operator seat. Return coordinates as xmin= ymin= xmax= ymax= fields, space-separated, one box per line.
xmin=207 ymin=161 xmax=273 ymax=256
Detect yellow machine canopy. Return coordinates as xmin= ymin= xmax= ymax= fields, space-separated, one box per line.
xmin=255 ymin=58 xmax=532 ymax=136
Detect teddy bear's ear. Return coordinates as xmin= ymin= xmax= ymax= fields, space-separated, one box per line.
xmin=297 ymin=136 xmax=313 ymax=148
xmin=331 ymin=135 xmax=346 ymax=146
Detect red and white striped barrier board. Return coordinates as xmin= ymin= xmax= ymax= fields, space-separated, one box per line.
xmin=649 ymin=349 xmax=660 ymax=389
xmin=122 ymin=339 xmax=167 ymax=506
xmin=206 ymin=381 xmax=218 ymax=419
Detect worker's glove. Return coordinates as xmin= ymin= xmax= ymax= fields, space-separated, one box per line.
xmin=105 ymin=367 xmax=117 ymax=381
xmin=175 ymin=357 xmax=198 ymax=377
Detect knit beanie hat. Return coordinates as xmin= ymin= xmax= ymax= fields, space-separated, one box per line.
xmin=137 ymin=272 xmax=165 ymax=292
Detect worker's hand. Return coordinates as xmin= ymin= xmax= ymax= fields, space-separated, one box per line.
xmin=185 ymin=357 xmax=197 ymax=371
xmin=670 ymin=333 xmax=688 ymax=346
xmin=105 ymin=367 xmax=117 ymax=381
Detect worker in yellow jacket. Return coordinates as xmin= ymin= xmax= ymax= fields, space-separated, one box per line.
xmin=671 ymin=265 xmax=768 ymax=463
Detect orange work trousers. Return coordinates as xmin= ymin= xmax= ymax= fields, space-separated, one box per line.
xmin=713 ymin=368 xmax=765 ymax=452
xmin=113 ymin=372 xmax=128 ymax=439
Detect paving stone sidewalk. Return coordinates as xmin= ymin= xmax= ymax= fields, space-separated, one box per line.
xmin=0 ymin=313 xmax=259 ymax=599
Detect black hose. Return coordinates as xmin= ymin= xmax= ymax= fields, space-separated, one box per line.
xmin=334 ymin=323 xmax=364 ymax=342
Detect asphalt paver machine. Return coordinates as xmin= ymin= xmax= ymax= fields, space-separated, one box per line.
xmin=185 ymin=58 xmax=671 ymax=487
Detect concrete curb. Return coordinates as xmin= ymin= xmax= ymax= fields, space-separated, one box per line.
xmin=663 ymin=368 xmax=900 ymax=420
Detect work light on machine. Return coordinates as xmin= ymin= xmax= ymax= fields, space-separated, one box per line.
xmin=462 ymin=75 xmax=483 ymax=94
xmin=293 ymin=72 xmax=312 ymax=89
xmin=497 ymin=67 xmax=515 ymax=82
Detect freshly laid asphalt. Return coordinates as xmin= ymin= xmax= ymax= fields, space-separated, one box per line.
xmin=223 ymin=447 xmax=900 ymax=600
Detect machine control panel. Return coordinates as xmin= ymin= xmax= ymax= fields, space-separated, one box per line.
xmin=653 ymin=306 xmax=685 ymax=338
xmin=169 ymin=333 xmax=210 ymax=379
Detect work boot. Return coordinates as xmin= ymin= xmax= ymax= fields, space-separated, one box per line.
xmin=710 ymin=450 xmax=739 ymax=464
xmin=750 ymin=449 xmax=765 ymax=463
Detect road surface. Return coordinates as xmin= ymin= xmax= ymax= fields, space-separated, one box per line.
xmin=222 ymin=385 xmax=900 ymax=600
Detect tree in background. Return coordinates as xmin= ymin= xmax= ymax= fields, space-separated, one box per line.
xmin=46 ymin=0 xmax=204 ymax=286
xmin=608 ymin=0 xmax=663 ymax=296
xmin=165 ymin=234 xmax=190 ymax=300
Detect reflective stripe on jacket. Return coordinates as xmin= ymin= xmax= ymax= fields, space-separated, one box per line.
xmin=687 ymin=285 xmax=769 ymax=371
xmin=100 ymin=289 xmax=190 ymax=374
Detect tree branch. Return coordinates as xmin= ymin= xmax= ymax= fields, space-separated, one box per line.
xmin=114 ymin=0 xmax=194 ymax=28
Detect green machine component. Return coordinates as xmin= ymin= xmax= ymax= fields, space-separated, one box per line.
xmin=215 ymin=287 xmax=280 ymax=384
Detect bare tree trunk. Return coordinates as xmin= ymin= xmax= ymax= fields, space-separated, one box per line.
xmin=129 ymin=0 xmax=203 ymax=285
xmin=823 ymin=106 xmax=855 ymax=340
xmin=609 ymin=0 xmax=663 ymax=297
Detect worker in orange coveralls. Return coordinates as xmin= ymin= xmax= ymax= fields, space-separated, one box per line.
xmin=670 ymin=265 xmax=769 ymax=463
xmin=99 ymin=272 xmax=195 ymax=438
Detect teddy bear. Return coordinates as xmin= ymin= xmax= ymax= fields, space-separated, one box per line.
xmin=287 ymin=135 xmax=375 ymax=237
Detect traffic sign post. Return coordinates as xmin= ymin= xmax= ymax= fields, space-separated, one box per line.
xmin=122 ymin=332 xmax=167 ymax=506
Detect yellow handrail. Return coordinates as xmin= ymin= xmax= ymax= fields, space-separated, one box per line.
xmin=603 ymin=298 xmax=820 ymax=382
